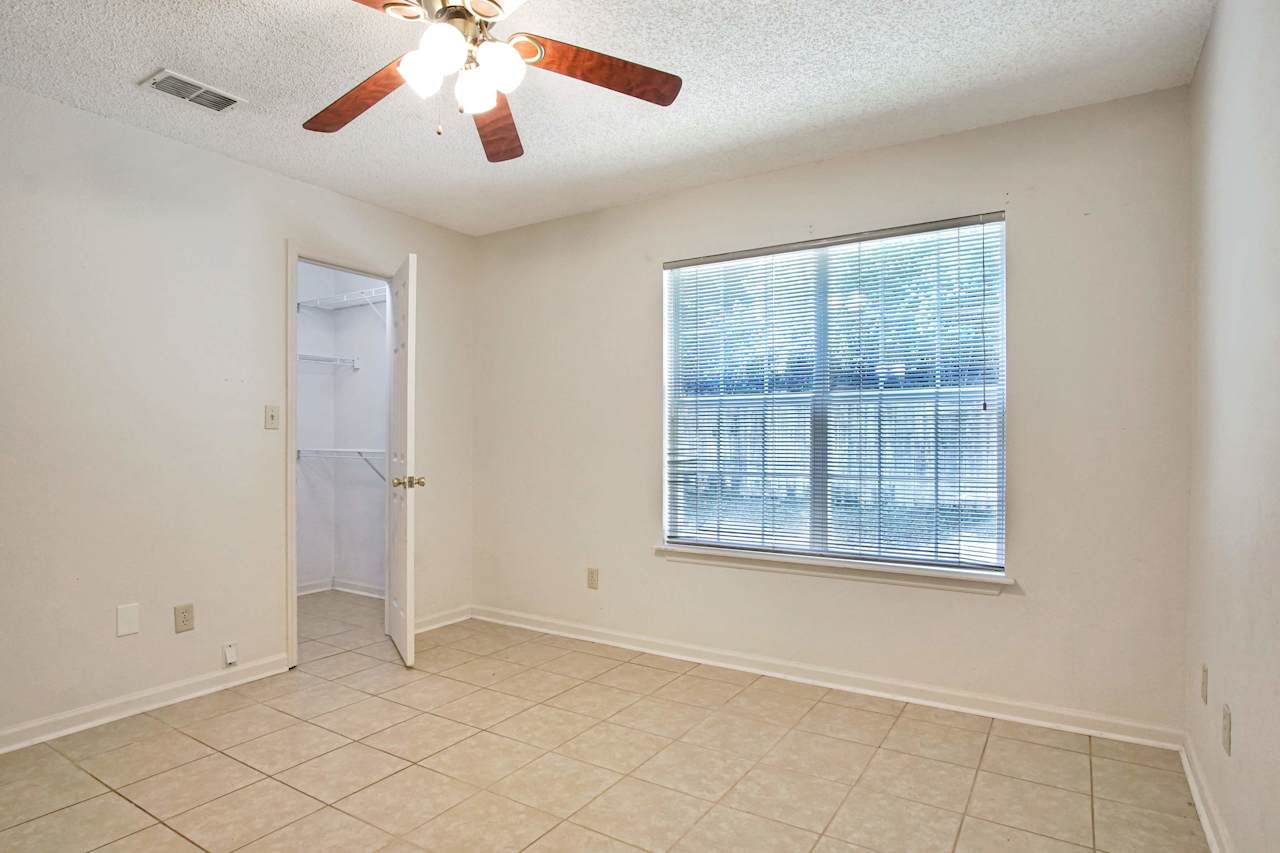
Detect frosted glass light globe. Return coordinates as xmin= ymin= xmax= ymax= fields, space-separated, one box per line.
xmin=455 ymin=66 xmax=497 ymax=114
xmin=476 ymin=39 xmax=527 ymax=94
xmin=398 ymin=50 xmax=443 ymax=98
xmin=419 ymin=22 xmax=468 ymax=76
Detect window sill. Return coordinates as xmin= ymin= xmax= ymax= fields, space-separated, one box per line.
xmin=654 ymin=543 xmax=1014 ymax=595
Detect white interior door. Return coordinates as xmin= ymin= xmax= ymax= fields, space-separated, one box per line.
xmin=385 ymin=254 xmax=417 ymax=666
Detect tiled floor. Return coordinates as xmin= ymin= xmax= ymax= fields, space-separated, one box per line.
xmin=0 ymin=591 xmax=1211 ymax=852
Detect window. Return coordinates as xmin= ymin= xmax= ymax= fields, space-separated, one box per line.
xmin=663 ymin=213 xmax=1006 ymax=572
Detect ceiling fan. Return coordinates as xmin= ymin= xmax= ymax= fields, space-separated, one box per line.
xmin=304 ymin=0 xmax=683 ymax=162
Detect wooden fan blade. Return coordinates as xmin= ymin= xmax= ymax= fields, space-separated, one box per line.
xmin=304 ymin=55 xmax=406 ymax=133
xmin=473 ymin=93 xmax=524 ymax=162
xmin=512 ymin=33 xmax=682 ymax=106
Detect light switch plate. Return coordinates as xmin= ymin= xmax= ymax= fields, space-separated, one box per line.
xmin=264 ymin=405 xmax=281 ymax=430
xmin=1222 ymin=704 xmax=1232 ymax=756
xmin=587 ymin=567 xmax=599 ymax=590
xmin=223 ymin=642 xmax=238 ymax=666
xmin=116 ymin=603 xmax=140 ymax=637
xmin=1201 ymin=664 xmax=1209 ymax=704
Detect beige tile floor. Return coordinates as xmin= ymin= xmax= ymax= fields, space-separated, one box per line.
xmin=0 ymin=591 xmax=1211 ymax=853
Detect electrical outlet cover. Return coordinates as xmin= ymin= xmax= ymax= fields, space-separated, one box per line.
xmin=1201 ymin=664 xmax=1209 ymax=704
xmin=587 ymin=567 xmax=599 ymax=590
xmin=1222 ymin=704 xmax=1231 ymax=756
xmin=174 ymin=603 xmax=195 ymax=633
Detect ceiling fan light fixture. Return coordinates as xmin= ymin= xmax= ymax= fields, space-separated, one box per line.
xmin=464 ymin=0 xmax=526 ymax=21
xmin=507 ymin=33 xmax=544 ymax=64
xmin=399 ymin=50 xmax=443 ymax=98
xmin=476 ymin=39 xmax=526 ymax=94
xmin=419 ymin=21 xmax=469 ymax=76
xmin=382 ymin=2 xmax=426 ymax=21
xmin=455 ymin=65 xmax=497 ymax=114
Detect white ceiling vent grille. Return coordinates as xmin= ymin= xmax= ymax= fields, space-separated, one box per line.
xmin=142 ymin=70 xmax=239 ymax=112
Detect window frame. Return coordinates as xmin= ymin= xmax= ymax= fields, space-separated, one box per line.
xmin=660 ymin=212 xmax=1008 ymax=583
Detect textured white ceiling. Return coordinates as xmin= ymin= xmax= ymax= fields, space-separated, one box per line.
xmin=0 ymin=1 xmax=1212 ymax=235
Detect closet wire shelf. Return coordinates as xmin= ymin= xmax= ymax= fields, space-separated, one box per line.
xmin=297 ymin=448 xmax=387 ymax=482
xmin=299 ymin=353 xmax=359 ymax=369
xmin=297 ymin=286 xmax=388 ymax=311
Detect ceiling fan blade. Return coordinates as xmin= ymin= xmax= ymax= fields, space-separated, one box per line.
xmin=473 ymin=93 xmax=524 ymax=162
xmin=304 ymin=55 xmax=406 ymax=133
xmin=512 ymin=33 xmax=682 ymax=107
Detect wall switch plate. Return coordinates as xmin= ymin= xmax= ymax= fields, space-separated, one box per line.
xmin=1222 ymin=704 xmax=1232 ymax=756
xmin=587 ymin=567 xmax=599 ymax=590
xmin=223 ymin=642 xmax=238 ymax=666
xmin=174 ymin=603 xmax=195 ymax=633
xmin=264 ymin=405 xmax=281 ymax=430
xmin=116 ymin=603 xmax=140 ymax=637
xmin=1201 ymin=664 xmax=1209 ymax=704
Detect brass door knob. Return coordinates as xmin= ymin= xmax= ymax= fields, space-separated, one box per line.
xmin=413 ymin=476 xmax=426 ymax=487
xmin=391 ymin=477 xmax=406 ymax=488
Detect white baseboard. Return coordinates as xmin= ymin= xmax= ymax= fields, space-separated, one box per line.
xmin=415 ymin=605 xmax=473 ymax=634
xmin=471 ymin=604 xmax=1185 ymax=748
xmin=332 ymin=578 xmax=385 ymax=599
xmin=297 ymin=579 xmax=333 ymax=595
xmin=0 ymin=654 xmax=288 ymax=755
xmin=1182 ymin=738 xmax=1232 ymax=853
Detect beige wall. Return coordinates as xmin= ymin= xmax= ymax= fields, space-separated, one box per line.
xmin=1186 ymin=0 xmax=1280 ymax=849
xmin=0 ymin=85 xmax=474 ymax=738
xmin=473 ymin=89 xmax=1195 ymax=734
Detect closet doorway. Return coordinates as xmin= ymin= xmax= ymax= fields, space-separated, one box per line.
xmin=286 ymin=251 xmax=419 ymax=668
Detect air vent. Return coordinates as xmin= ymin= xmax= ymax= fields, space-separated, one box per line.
xmin=142 ymin=70 xmax=239 ymax=113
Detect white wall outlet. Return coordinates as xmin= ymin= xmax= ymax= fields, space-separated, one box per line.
xmin=1201 ymin=664 xmax=1209 ymax=704
xmin=264 ymin=404 xmax=281 ymax=430
xmin=587 ymin=567 xmax=599 ymax=590
xmin=116 ymin=603 xmax=140 ymax=637
xmin=223 ymin=642 xmax=238 ymax=666
xmin=174 ymin=603 xmax=195 ymax=633
xmin=1222 ymin=704 xmax=1232 ymax=756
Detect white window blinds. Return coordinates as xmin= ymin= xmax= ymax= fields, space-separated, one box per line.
xmin=664 ymin=213 xmax=1006 ymax=571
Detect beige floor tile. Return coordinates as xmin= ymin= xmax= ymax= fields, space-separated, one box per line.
xmin=572 ymin=777 xmax=711 ymax=852
xmin=0 ymin=744 xmax=67 ymax=785
xmin=654 ymin=675 xmax=743 ymax=709
xmin=225 ymin=722 xmax=350 ymax=774
xmin=956 ymin=816 xmax=1091 ymax=852
xmin=990 ymin=720 xmax=1089 ymax=754
xmin=117 ymin=753 xmax=262 ymax=819
xmin=491 ymin=753 xmax=621 ymax=817
xmin=494 ymin=642 xmax=572 ymax=667
xmin=355 ymin=639 xmax=408 ymax=663
xmin=264 ymin=682 xmax=369 ymax=719
xmin=338 ymin=663 xmax=429 ymax=695
xmin=822 ymin=689 xmax=907 ymax=717
xmin=593 ymin=663 xmax=681 ymax=694
xmin=681 ymin=711 xmax=789 ymax=760
xmin=167 ymin=778 xmax=322 ymax=853
xmin=96 ymin=823 xmax=201 ymax=851
xmin=405 ymin=791 xmax=559 ymax=852
xmin=0 ymin=756 xmax=107 ymax=831
xmin=492 ymin=704 xmax=599 ymax=749
xmin=795 ymin=702 xmax=896 ymax=747
xmin=298 ymin=641 xmax=344 ymax=664
xmin=557 ymin=722 xmax=672 ymax=773
xmin=633 ymin=741 xmax=754 ymax=800
xmin=411 ymin=646 xmax=478 ymax=673
xmin=827 ymin=787 xmax=961 ymax=853
xmin=312 ymin=697 xmax=420 ymax=740
xmin=179 ymin=703 xmax=297 ymax=750
xmin=298 ymin=616 xmax=351 ymax=639
xmin=300 ymin=651 xmax=385 ymax=680
xmin=723 ymin=684 xmax=819 ymax=727
xmin=0 ymin=793 xmax=153 ymax=853
xmin=325 ymin=627 xmax=392 ymax=651
xmin=760 ymin=729 xmax=876 ymax=784
xmin=336 ymin=766 xmax=474 ymax=835
xmin=546 ymin=637 xmax=640 ymax=662
xmin=812 ymin=838 xmax=876 ymax=853
xmin=902 ymin=704 xmax=993 ymax=733
xmin=982 ymin=736 xmax=1091 ymax=793
xmin=433 ymin=688 xmax=536 ymax=728
xmin=79 ymin=729 xmax=213 ymax=788
xmin=1093 ymin=797 xmax=1210 ymax=853
xmin=723 ymin=765 xmax=850 ymax=832
xmin=967 ymin=771 xmax=1093 ymax=847
xmin=1092 ymin=756 xmax=1197 ymax=818
xmin=525 ymin=821 xmax=643 ymax=852
xmin=686 ymin=664 xmax=759 ymax=687
xmin=548 ymin=683 xmax=643 ymax=719
xmin=882 ymin=717 xmax=988 ymax=768
xmin=148 ymin=690 xmax=255 ymax=728
xmin=234 ymin=670 xmax=326 ymax=702
xmin=415 ymin=633 xmax=441 ymax=651
xmin=857 ymin=749 xmax=975 ymax=812
xmin=440 ymin=657 xmax=528 ymax=687
xmin=540 ymin=652 xmax=624 ymax=680
xmin=674 ymin=804 xmax=817 ymax=853
xmin=239 ymin=807 xmax=391 ymax=852
xmin=423 ymin=731 xmax=546 ymax=786
xmin=359 ymin=713 xmax=476 ymax=762
xmin=47 ymin=714 xmax=172 ymax=762
xmin=1091 ymin=737 xmax=1184 ymax=772
xmin=750 ymin=676 xmax=828 ymax=701
xmin=493 ymin=668 xmax=583 ymax=702
xmin=380 ymin=675 xmax=478 ymax=712
xmin=448 ymin=632 xmax=525 ymax=655
xmin=372 ymin=840 xmax=425 ymax=853
xmin=276 ymin=742 xmax=409 ymax=803
xmin=609 ymin=697 xmax=710 ymax=739
xmin=415 ymin=623 xmax=478 ymax=645
xmin=629 ymin=653 xmax=697 ymax=674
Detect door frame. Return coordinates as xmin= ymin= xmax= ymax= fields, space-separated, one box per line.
xmin=284 ymin=240 xmax=395 ymax=667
